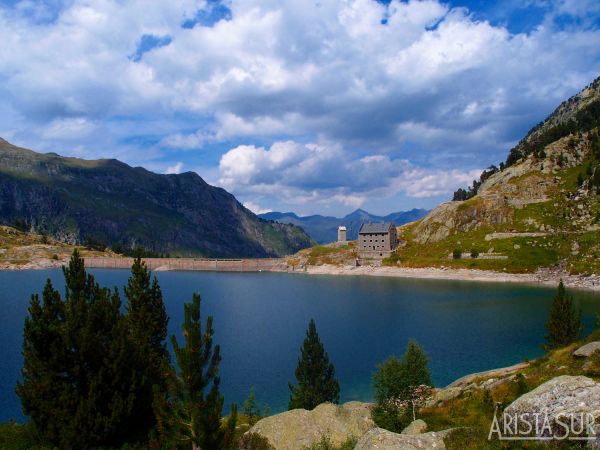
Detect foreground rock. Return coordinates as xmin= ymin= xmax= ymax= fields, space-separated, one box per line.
xmin=573 ymin=342 xmax=600 ymax=358
xmin=402 ymin=419 xmax=428 ymax=435
xmin=355 ymin=427 xmax=453 ymax=450
xmin=504 ymin=375 xmax=600 ymax=437
xmin=248 ymin=401 xmax=374 ymax=450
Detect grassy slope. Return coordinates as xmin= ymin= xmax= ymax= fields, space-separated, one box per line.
xmin=384 ymin=135 xmax=600 ymax=275
xmin=0 ymin=225 xmax=113 ymax=263
xmin=423 ymin=328 xmax=600 ymax=449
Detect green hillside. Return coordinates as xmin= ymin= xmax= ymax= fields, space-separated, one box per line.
xmin=0 ymin=139 xmax=314 ymax=257
xmin=388 ymin=77 xmax=600 ymax=274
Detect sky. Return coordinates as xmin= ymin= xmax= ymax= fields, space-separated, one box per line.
xmin=1 ymin=0 xmax=599 ymax=217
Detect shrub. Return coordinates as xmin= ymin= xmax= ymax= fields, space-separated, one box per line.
xmin=372 ymin=340 xmax=432 ymax=432
xmin=237 ymin=432 xmax=274 ymax=450
xmin=51 ymin=254 xmax=59 ymax=260
xmin=452 ymin=249 xmax=462 ymax=259
xmin=470 ymin=249 xmax=479 ymax=258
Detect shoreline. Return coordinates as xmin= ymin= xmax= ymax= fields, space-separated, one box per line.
xmin=290 ymin=264 xmax=600 ymax=292
xmin=2 ymin=258 xmax=600 ymax=293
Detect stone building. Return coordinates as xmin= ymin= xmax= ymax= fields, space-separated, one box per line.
xmin=337 ymin=225 xmax=347 ymax=242
xmin=358 ymin=222 xmax=398 ymax=258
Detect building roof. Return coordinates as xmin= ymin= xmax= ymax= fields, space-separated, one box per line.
xmin=358 ymin=222 xmax=394 ymax=234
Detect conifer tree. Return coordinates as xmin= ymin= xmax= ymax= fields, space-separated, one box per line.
xmin=288 ymin=319 xmax=340 ymax=410
xmin=17 ymin=250 xmax=140 ymax=449
xmin=125 ymin=257 xmax=169 ymax=436
xmin=545 ymin=281 xmax=582 ymax=350
xmin=154 ymin=293 xmax=236 ymax=450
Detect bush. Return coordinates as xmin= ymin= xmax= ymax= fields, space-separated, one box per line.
xmin=237 ymin=432 xmax=274 ymax=450
xmin=470 ymin=249 xmax=479 ymax=258
xmin=51 ymin=254 xmax=59 ymax=260
xmin=0 ymin=421 xmax=39 ymax=450
xmin=452 ymin=249 xmax=462 ymax=259
xmin=371 ymin=402 xmax=412 ymax=434
xmin=303 ymin=435 xmax=357 ymax=450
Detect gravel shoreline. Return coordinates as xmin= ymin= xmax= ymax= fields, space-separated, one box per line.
xmin=292 ymin=264 xmax=600 ymax=293
xmin=2 ymin=258 xmax=600 ymax=293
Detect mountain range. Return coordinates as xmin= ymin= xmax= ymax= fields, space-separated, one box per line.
xmin=0 ymin=139 xmax=314 ymax=257
xmin=259 ymin=208 xmax=428 ymax=244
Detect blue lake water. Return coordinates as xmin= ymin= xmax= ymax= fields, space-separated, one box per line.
xmin=1 ymin=269 xmax=599 ymax=422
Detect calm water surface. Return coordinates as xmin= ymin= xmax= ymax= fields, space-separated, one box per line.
xmin=1 ymin=269 xmax=599 ymax=422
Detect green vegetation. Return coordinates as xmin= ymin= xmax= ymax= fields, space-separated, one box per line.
xmin=153 ymin=293 xmax=237 ymax=449
xmin=17 ymin=250 xmax=141 ymax=449
xmin=10 ymin=250 xmax=238 ymax=450
xmin=242 ymin=387 xmax=268 ymax=426
xmin=289 ymin=319 xmax=340 ymax=410
xmin=303 ymin=436 xmax=357 ymax=450
xmin=544 ymin=281 xmax=582 ymax=350
xmin=125 ymin=257 xmax=170 ymax=435
xmin=372 ymin=340 xmax=432 ymax=432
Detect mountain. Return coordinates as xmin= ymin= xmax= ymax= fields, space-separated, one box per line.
xmin=0 ymin=139 xmax=314 ymax=257
xmin=260 ymin=208 xmax=429 ymax=243
xmin=393 ymin=75 xmax=600 ymax=274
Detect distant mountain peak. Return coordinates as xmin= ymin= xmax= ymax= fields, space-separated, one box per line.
xmin=259 ymin=208 xmax=429 ymax=243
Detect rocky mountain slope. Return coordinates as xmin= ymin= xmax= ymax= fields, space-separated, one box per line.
xmin=392 ymin=76 xmax=600 ymax=274
xmin=0 ymin=139 xmax=313 ymax=257
xmin=260 ymin=208 xmax=428 ymax=244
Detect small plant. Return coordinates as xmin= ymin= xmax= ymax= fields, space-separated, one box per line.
xmin=237 ymin=432 xmax=274 ymax=450
xmin=470 ymin=249 xmax=479 ymax=258
xmin=51 ymin=254 xmax=59 ymax=260
xmin=452 ymin=249 xmax=462 ymax=259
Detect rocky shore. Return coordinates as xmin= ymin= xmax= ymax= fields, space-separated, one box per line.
xmin=2 ymin=256 xmax=600 ymax=293
xmin=292 ymin=264 xmax=600 ymax=292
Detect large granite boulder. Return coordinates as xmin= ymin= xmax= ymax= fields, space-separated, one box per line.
xmin=248 ymin=401 xmax=374 ymax=450
xmin=402 ymin=419 xmax=428 ymax=435
xmin=355 ymin=427 xmax=453 ymax=450
xmin=573 ymin=342 xmax=600 ymax=358
xmin=503 ymin=376 xmax=600 ymax=438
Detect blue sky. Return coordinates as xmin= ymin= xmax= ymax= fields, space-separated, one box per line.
xmin=1 ymin=0 xmax=599 ymax=216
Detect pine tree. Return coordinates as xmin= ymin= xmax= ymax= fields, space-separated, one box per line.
xmin=125 ymin=257 xmax=169 ymax=437
xmin=288 ymin=319 xmax=340 ymax=410
xmin=17 ymin=250 xmax=140 ymax=449
xmin=154 ymin=293 xmax=236 ymax=450
xmin=545 ymin=281 xmax=582 ymax=350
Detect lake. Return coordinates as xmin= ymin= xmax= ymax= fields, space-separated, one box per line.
xmin=1 ymin=269 xmax=599 ymax=423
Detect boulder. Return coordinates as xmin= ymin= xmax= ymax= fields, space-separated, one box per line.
xmin=248 ymin=401 xmax=374 ymax=450
xmin=427 ymin=387 xmax=462 ymax=406
xmin=504 ymin=376 xmax=600 ymax=437
xmin=402 ymin=419 xmax=428 ymax=435
xmin=355 ymin=427 xmax=453 ymax=450
xmin=573 ymin=342 xmax=600 ymax=358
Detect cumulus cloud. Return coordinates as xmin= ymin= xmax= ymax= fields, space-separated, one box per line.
xmin=0 ymin=0 xmax=599 ymax=213
xmin=165 ymin=161 xmax=184 ymax=174
xmin=243 ymin=201 xmax=272 ymax=215
xmin=219 ymin=140 xmax=481 ymax=207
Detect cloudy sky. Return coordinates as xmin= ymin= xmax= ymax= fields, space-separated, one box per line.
xmin=1 ymin=0 xmax=599 ymax=216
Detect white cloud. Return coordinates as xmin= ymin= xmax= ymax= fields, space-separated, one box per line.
xmin=243 ymin=201 xmax=272 ymax=215
xmin=165 ymin=161 xmax=184 ymax=174
xmin=219 ymin=140 xmax=481 ymax=206
xmin=0 ymin=0 xmax=599 ymax=214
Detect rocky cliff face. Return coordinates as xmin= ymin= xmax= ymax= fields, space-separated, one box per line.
xmin=0 ymin=139 xmax=313 ymax=257
xmin=393 ymin=76 xmax=600 ymax=274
